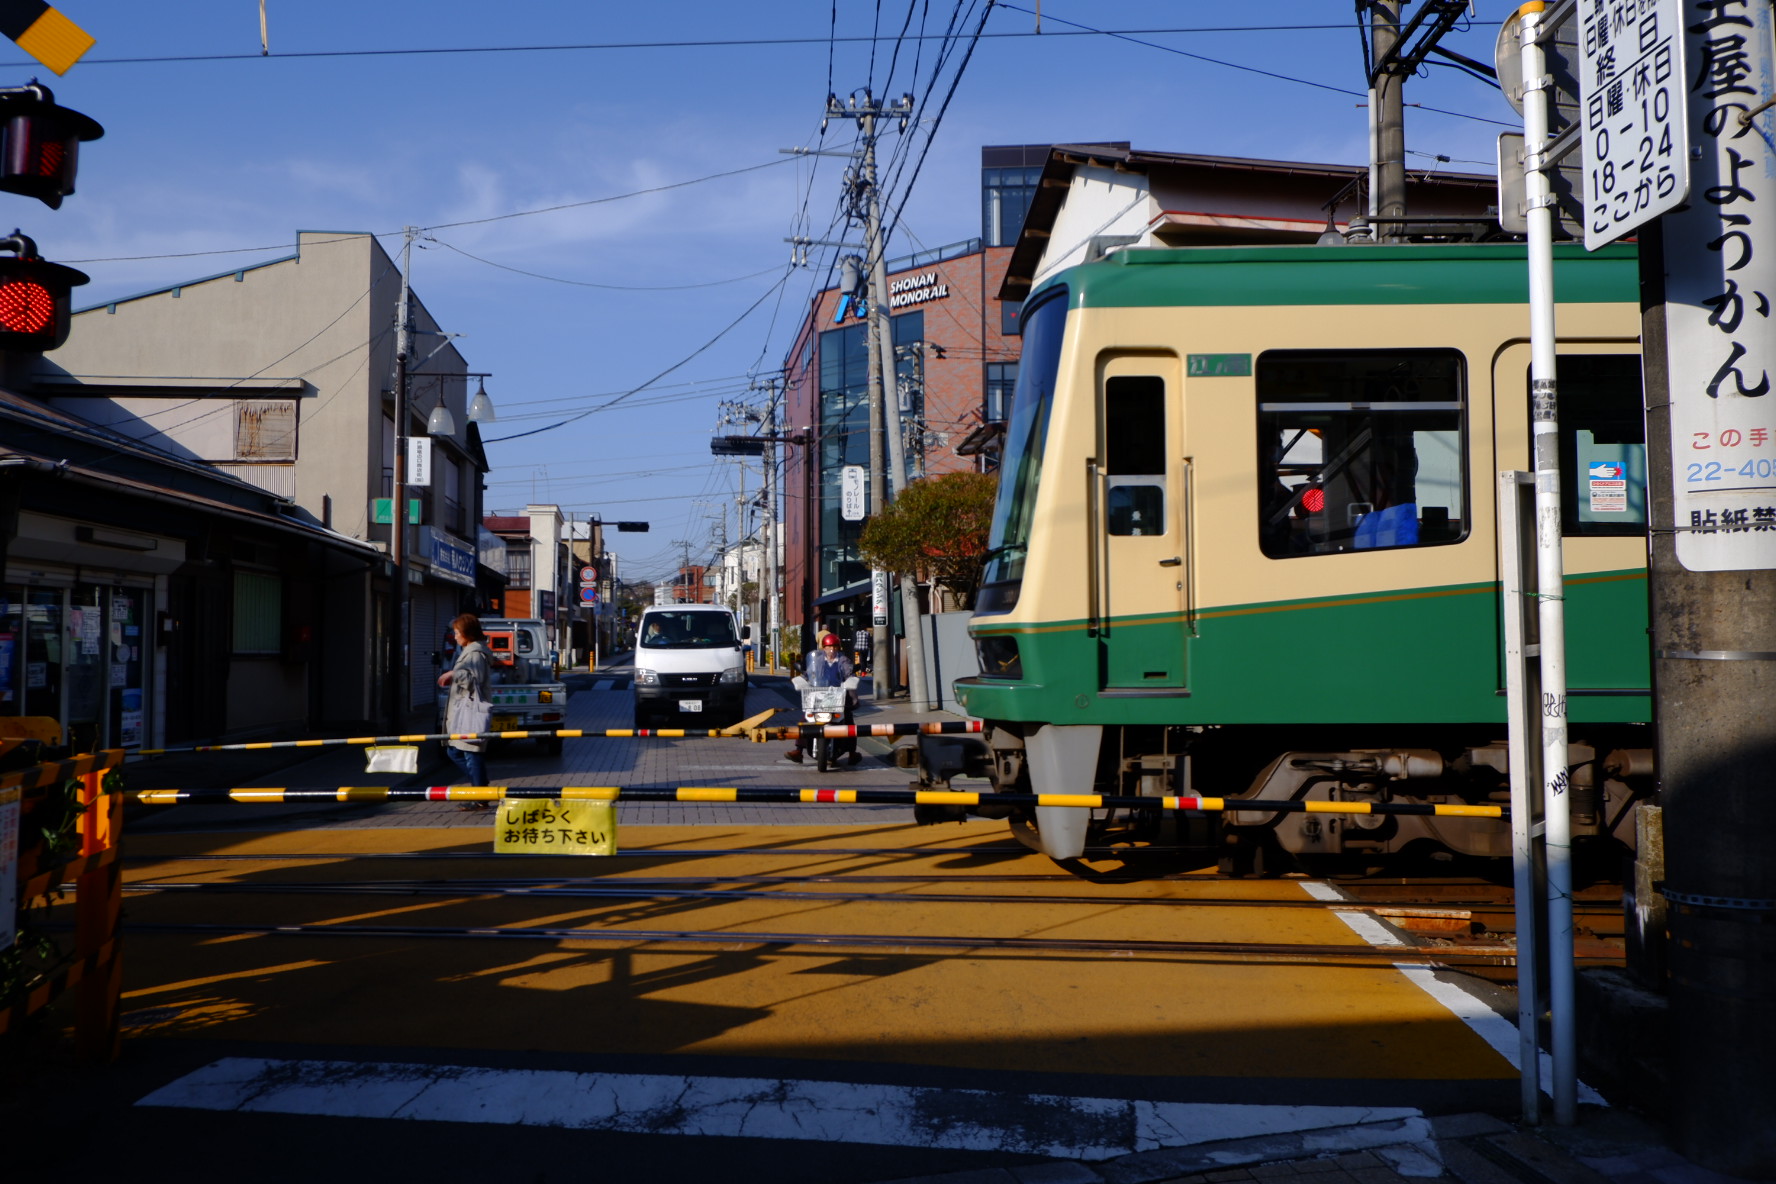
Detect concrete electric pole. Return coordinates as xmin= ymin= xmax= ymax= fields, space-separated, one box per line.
xmin=826 ymin=89 xmax=931 ymax=711
xmin=385 ymin=225 xmax=416 ymax=732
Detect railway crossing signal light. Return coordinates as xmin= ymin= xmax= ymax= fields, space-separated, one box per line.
xmin=0 ymin=82 xmax=102 ymax=208
xmin=0 ymin=231 xmax=87 ymax=351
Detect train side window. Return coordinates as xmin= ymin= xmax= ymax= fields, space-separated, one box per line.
xmin=1549 ymin=354 xmax=1646 ymax=536
xmin=1257 ymin=349 xmax=1467 ymax=558
xmin=1105 ymin=375 xmax=1167 ymax=536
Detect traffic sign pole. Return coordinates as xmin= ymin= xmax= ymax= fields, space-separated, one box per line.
xmin=1517 ymin=1 xmax=1578 ymax=1126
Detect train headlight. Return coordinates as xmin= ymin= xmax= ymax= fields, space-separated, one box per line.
xmin=975 ymin=635 xmax=1022 ymax=680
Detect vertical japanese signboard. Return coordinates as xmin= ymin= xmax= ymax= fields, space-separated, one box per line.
xmin=1580 ymin=0 xmax=1689 ymax=248
xmin=1663 ymin=0 xmax=1776 ymax=570
xmin=840 ymin=464 xmax=866 ymax=521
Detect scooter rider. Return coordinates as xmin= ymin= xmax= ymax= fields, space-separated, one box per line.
xmin=785 ymin=633 xmax=860 ymax=764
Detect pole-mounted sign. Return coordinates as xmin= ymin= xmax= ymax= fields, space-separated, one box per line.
xmin=1578 ymin=0 xmax=1688 ymax=249
xmin=1659 ymin=0 xmax=1776 ymax=571
xmin=0 ymin=2 xmax=94 ymax=75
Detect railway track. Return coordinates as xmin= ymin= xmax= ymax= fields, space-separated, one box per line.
xmin=106 ymin=847 xmax=1628 ymax=982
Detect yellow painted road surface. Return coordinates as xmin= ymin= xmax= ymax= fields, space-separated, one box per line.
xmin=112 ymin=820 xmax=1517 ymax=1085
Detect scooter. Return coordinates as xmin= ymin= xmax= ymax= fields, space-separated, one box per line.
xmin=791 ymin=674 xmax=860 ymax=772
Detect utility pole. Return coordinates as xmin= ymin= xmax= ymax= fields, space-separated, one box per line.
xmin=1636 ymin=4 xmax=1776 ymax=1170
xmin=1368 ymin=2 xmax=1405 ymax=241
xmin=385 ymin=225 xmax=416 ymax=732
xmin=827 ymin=89 xmax=931 ymax=711
xmin=1361 ymin=1 xmax=1468 ymax=241
xmin=760 ymin=383 xmax=781 ymax=673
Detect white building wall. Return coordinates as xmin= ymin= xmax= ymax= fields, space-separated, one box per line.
xmin=1027 ymin=165 xmax=1157 ymax=294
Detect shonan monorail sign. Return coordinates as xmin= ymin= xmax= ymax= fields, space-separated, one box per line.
xmin=888 ymin=270 xmax=950 ymax=310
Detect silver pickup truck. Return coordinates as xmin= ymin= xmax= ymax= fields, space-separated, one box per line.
xmin=436 ymin=618 xmax=569 ymax=755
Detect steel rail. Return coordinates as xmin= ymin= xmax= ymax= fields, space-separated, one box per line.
xmin=124 ymin=785 xmax=1509 ymax=818
xmin=118 ymin=878 xmax=1535 ymax=918
xmin=111 ymin=918 xmax=1526 ymax=965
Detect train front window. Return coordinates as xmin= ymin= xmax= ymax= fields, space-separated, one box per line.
xmin=1257 ymin=349 xmax=1467 ymax=558
xmin=980 ymin=288 xmax=1067 ymax=604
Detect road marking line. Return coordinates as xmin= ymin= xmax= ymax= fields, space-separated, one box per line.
xmin=1299 ymin=880 xmax=1605 ymax=1106
xmin=137 ymin=1056 xmax=1424 ymax=1160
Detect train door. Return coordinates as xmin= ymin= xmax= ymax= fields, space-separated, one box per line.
xmin=1094 ymin=354 xmax=1189 ymax=692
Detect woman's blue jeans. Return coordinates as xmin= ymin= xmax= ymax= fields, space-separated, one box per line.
xmin=447 ymin=745 xmax=487 ymax=786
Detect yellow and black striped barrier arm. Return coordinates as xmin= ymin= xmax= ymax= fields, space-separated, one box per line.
xmin=124 ymin=785 xmax=1506 ymax=818
xmin=131 ymin=718 xmax=986 ymax=756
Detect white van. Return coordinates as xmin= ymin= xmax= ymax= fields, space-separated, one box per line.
xmin=631 ymin=604 xmax=749 ymax=727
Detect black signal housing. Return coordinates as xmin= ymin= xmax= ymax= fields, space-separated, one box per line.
xmin=0 ymin=231 xmax=87 ymax=351
xmin=0 ymin=81 xmax=102 ymax=209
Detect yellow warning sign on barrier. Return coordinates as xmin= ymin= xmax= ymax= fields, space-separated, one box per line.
xmin=494 ymin=799 xmax=617 ymax=855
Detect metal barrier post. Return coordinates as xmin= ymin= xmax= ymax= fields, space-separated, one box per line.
xmin=74 ymin=763 xmax=122 ymax=1062
xmin=1500 ymin=470 xmax=1547 ymax=1121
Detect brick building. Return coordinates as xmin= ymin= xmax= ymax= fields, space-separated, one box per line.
xmin=778 ymin=145 xmax=1040 ymax=654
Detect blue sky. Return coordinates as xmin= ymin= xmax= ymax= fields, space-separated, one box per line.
xmin=9 ymin=2 xmax=1520 ymax=586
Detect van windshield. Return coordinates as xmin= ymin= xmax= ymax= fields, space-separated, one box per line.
xmin=639 ymin=611 xmax=738 ymax=649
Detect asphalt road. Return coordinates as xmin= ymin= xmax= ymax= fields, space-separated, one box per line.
xmin=7 ymin=663 xmax=1542 ymax=1184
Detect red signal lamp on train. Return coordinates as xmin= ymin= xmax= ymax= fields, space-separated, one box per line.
xmin=0 ymin=231 xmax=88 ymax=351
xmin=0 ymin=81 xmax=102 ymax=208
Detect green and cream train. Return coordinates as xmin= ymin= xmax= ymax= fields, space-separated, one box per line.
xmin=941 ymin=242 xmax=1653 ymax=870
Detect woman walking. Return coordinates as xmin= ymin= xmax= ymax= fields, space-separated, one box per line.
xmin=437 ymin=613 xmax=494 ymax=806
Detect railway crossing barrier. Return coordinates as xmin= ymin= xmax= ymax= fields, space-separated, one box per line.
xmin=122 ymin=785 xmax=1507 ymax=818
xmin=0 ymin=748 xmax=126 ymax=1062
xmin=130 ymin=718 xmax=986 ymax=754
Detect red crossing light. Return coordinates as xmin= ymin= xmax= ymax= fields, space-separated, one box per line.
xmin=0 ymin=232 xmax=87 ymax=351
xmin=0 ymin=81 xmax=102 ymax=209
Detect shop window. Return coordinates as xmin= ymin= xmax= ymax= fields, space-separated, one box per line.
xmin=1258 ymin=350 xmax=1468 ymax=558
xmin=233 ymin=570 xmax=282 ymax=655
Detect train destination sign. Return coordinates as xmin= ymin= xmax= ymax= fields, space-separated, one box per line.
xmin=1662 ymin=0 xmax=1776 ymax=570
xmin=1579 ymin=0 xmax=1688 ymax=249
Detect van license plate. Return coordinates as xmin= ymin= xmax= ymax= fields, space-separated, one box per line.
xmin=678 ymin=700 xmax=702 ymax=712
xmin=491 ymin=714 xmax=518 ymax=731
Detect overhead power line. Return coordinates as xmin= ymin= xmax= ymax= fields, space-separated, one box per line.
xmin=992 ymin=2 xmax=1513 ymax=129
xmin=62 ymin=157 xmax=798 ymax=265
xmin=0 ymin=25 xmax=1443 ymax=69
xmin=483 ymin=269 xmax=794 ymax=444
